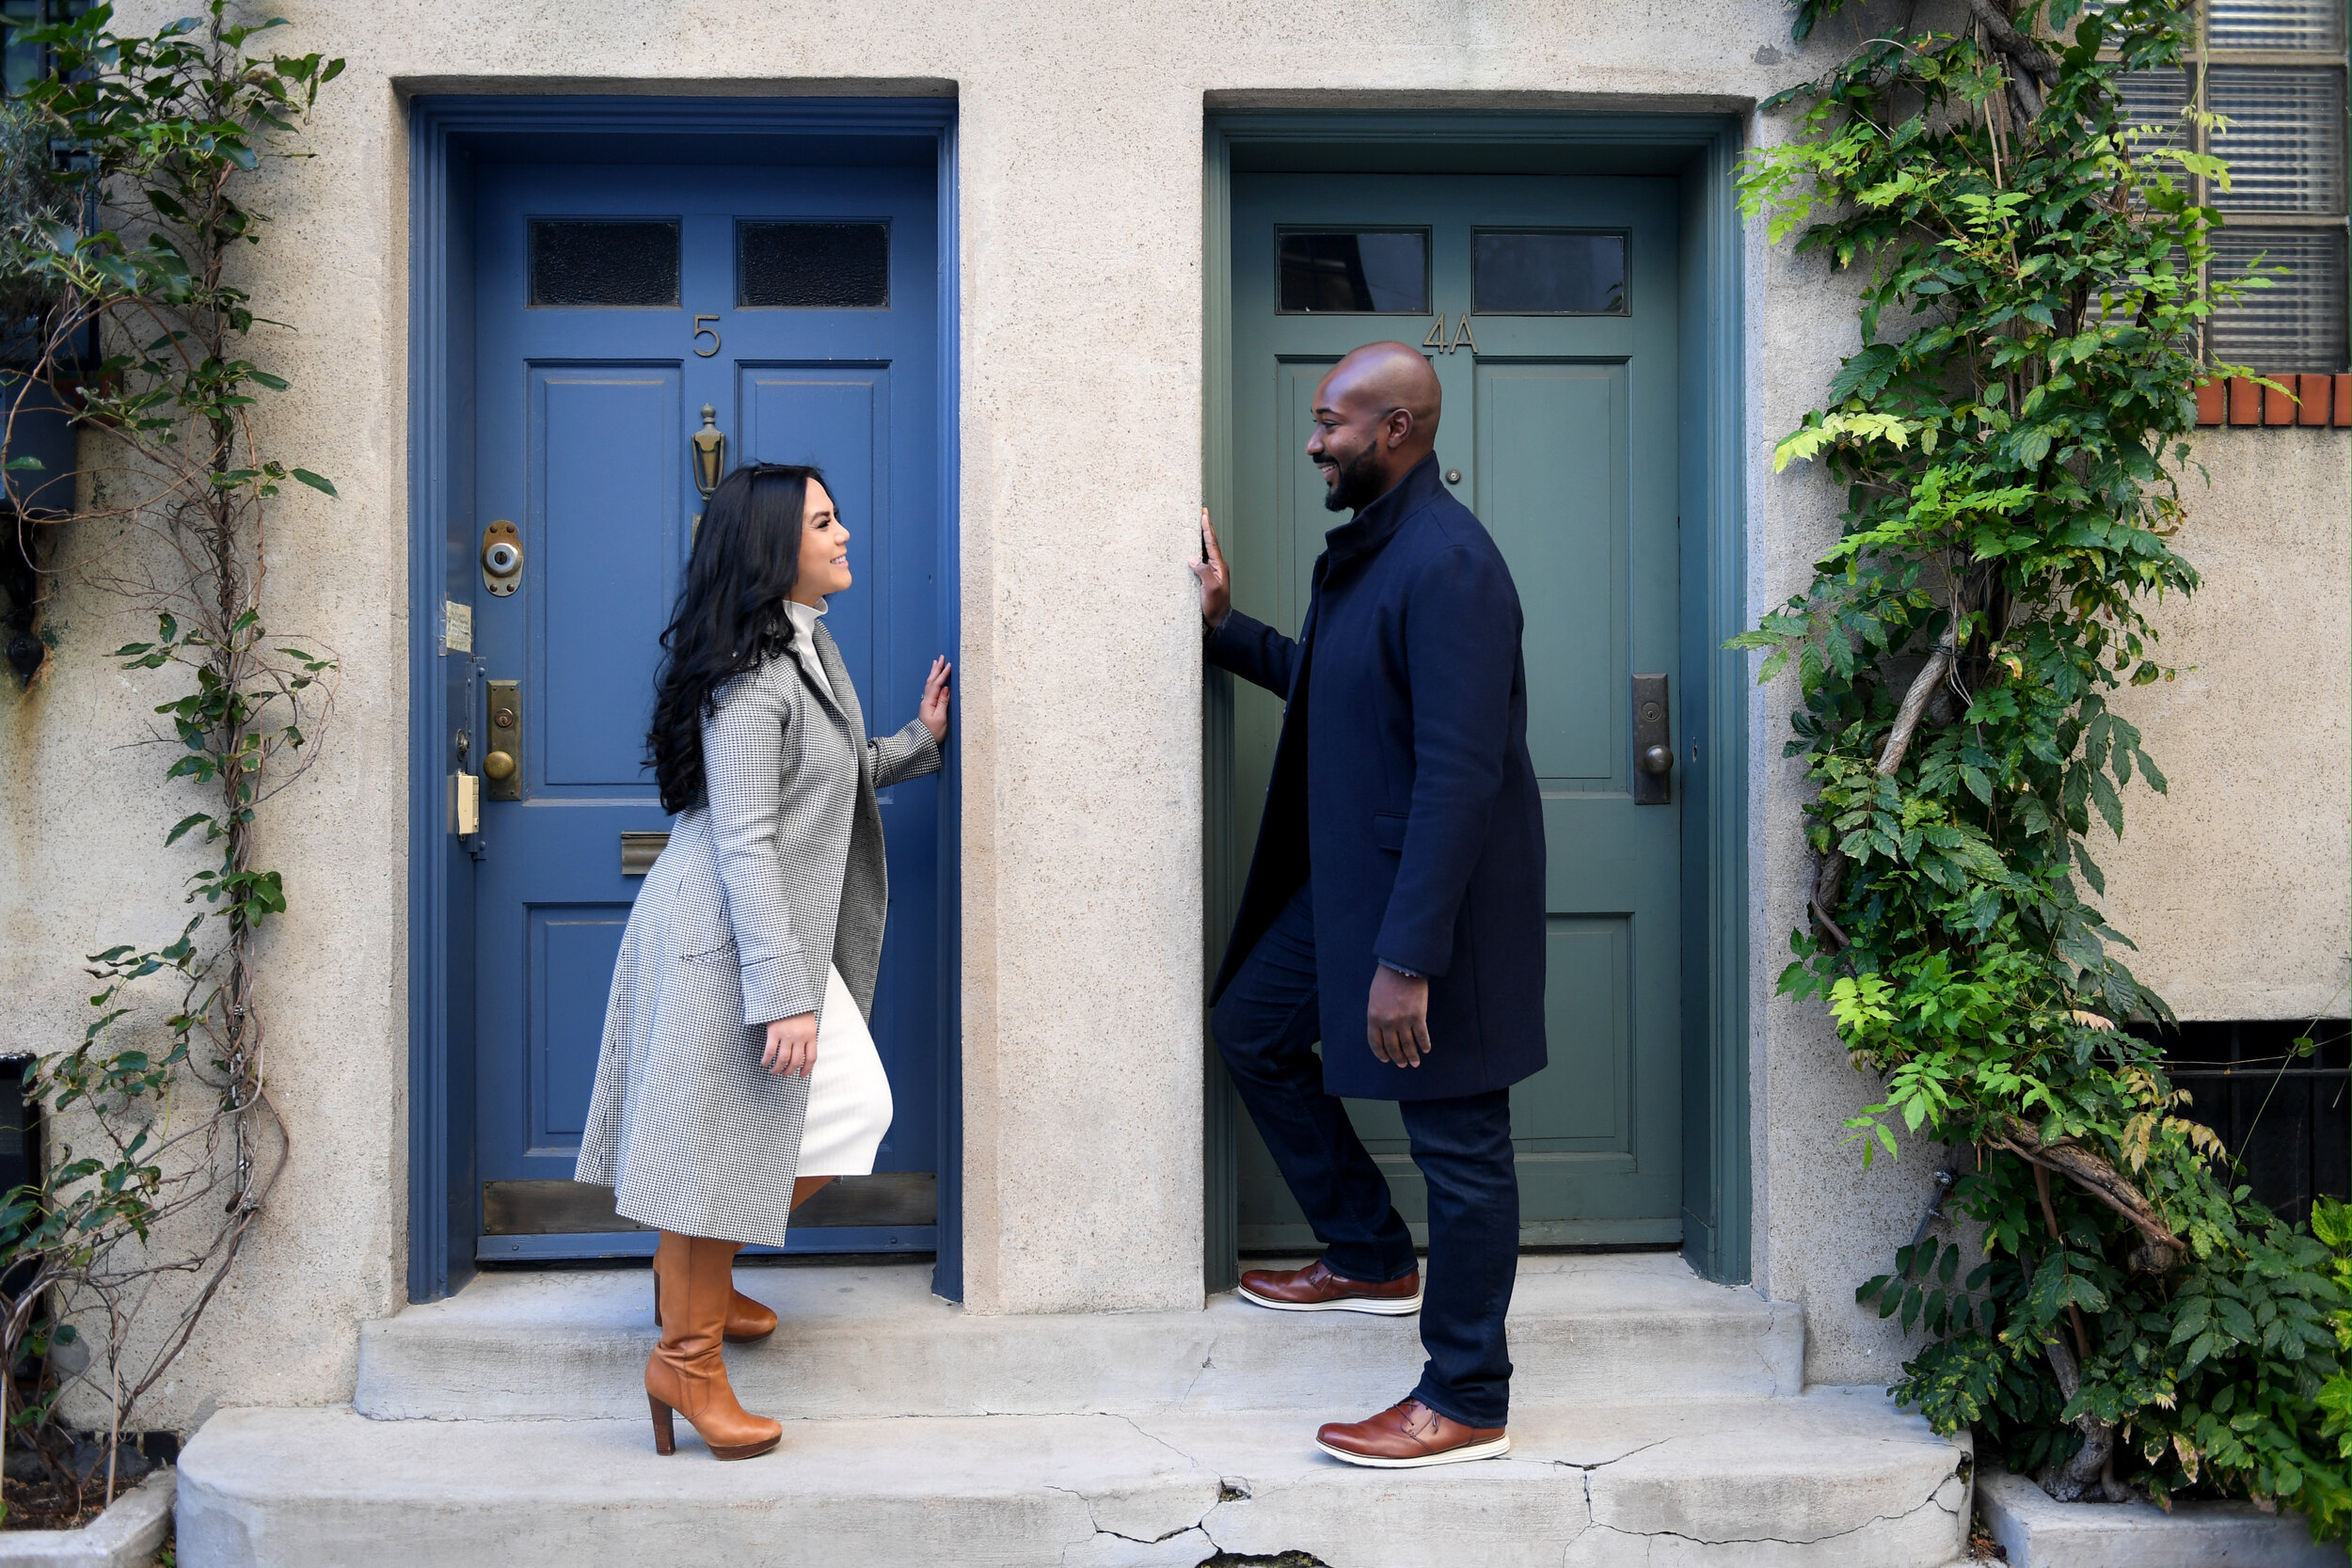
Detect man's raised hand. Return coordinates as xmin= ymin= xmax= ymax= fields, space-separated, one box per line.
xmin=1191 ymin=507 xmax=1232 ymax=630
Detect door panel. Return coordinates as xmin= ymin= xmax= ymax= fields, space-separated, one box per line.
xmin=1521 ymin=916 xmax=1629 ymax=1149
xmin=471 ymin=160 xmax=943 ymax=1258
xmin=531 ymin=909 xmax=629 ymax=1150
xmin=739 ymin=364 xmax=889 ymax=706
xmin=1228 ymin=173 xmax=1683 ymax=1247
xmin=534 ymin=366 xmax=683 ymax=789
xmin=1476 ymin=361 xmax=1623 ymax=787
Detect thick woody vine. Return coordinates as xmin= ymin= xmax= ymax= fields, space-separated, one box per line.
xmin=1743 ymin=0 xmax=2352 ymax=1524
xmin=0 ymin=3 xmax=340 ymax=1515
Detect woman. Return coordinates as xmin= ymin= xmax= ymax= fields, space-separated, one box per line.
xmin=575 ymin=463 xmax=949 ymax=1462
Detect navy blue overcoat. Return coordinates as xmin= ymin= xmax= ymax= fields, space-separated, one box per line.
xmin=1208 ymin=455 xmax=1548 ymax=1101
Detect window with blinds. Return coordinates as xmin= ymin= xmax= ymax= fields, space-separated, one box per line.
xmin=2122 ymin=1 xmax=2351 ymax=371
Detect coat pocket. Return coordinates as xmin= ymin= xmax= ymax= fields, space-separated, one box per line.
xmin=671 ymin=886 xmax=738 ymax=962
xmin=1372 ymin=812 xmax=1408 ymax=853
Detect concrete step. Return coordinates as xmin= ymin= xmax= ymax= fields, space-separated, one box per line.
xmin=177 ymin=1389 xmax=1970 ymax=1568
xmin=357 ymin=1252 xmax=1804 ymax=1421
xmin=1977 ymin=1467 xmax=2349 ymax=1566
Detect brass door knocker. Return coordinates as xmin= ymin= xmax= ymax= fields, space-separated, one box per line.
xmin=691 ymin=405 xmax=726 ymax=498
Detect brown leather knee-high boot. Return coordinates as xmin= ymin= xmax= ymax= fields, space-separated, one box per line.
xmin=644 ymin=1231 xmax=783 ymax=1460
xmin=652 ymin=1240 xmax=777 ymax=1343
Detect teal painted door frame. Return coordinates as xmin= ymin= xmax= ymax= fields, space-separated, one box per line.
xmin=1200 ymin=111 xmax=1750 ymax=1288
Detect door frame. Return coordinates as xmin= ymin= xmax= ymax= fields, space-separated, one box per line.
xmin=405 ymin=93 xmax=963 ymax=1304
xmin=1200 ymin=110 xmax=1751 ymax=1287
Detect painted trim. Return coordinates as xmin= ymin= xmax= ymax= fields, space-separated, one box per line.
xmin=1199 ymin=122 xmax=1241 ymax=1293
xmin=405 ymin=93 xmax=962 ymax=1305
xmin=1200 ymin=109 xmax=1751 ymax=1286
xmin=930 ymin=114 xmax=966 ymax=1303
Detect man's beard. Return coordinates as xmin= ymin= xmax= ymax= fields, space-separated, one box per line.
xmin=1319 ymin=445 xmax=1385 ymax=513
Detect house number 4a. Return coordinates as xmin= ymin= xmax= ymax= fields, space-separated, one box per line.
xmin=692 ymin=315 xmax=722 ymax=357
xmin=1423 ymin=313 xmax=1479 ymax=355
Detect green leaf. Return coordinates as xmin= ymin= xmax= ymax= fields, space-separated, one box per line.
xmin=290 ymin=468 xmax=338 ymax=498
xmin=2089 ymin=770 xmax=2125 ymax=836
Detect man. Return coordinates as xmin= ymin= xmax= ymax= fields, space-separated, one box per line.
xmin=1193 ymin=341 xmax=1546 ymax=1467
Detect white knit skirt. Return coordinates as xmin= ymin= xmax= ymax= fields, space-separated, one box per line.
xmin=797 ymin=963 xmax=895 ymax=1176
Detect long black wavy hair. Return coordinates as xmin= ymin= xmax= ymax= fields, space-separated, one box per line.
xmin=647 ymin=463 xmax=827 ymax=814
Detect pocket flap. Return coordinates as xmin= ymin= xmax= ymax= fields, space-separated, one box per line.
xmin=1372 ymin=812 xmax=1408 ymax=852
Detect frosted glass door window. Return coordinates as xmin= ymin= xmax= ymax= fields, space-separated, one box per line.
xmin=2208 ymin=66 xmax=2348 ymax=212
xmin=2119 ymin=67 xmax=2193 ymax=148
xmin=2209 ymin=228 xmax=2349 ymax=367
xmin=2208 ymin=0 xmax=2345 ymax=51
xmin=2135 ymin=0 xmax=2352 ymax=369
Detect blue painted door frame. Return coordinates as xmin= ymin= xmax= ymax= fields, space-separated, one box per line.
xmin=407 ymin=96 xmax=963 ymax=1304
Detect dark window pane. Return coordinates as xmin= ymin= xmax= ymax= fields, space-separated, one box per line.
xmin=2210 ymin=226 xmax=2349 ymax=370
xmin=529 ymin=220 xmax=679 ymax=309
xmin=1277 ymin=231 xmax=1428 ymax=313
xmin=1473 ymin=231 xmax=1627 ymax=314
xmin=739 ymin=221 xmax=890 ymax=309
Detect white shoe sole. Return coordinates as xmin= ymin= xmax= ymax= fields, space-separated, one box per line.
xmin=1315 ymin=1433 xmax=1512 ymax=1468
xmin=1237 ymin=1283 xmax=1422 ymax=1315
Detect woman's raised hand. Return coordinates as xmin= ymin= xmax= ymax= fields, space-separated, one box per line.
xmin=763 ymin=1013 xmax=818 ymax=1077
xmin=918 ymin=656 xmax=952 ymax=743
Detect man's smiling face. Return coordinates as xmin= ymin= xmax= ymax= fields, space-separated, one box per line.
xmin=1306 ymin=371 xmax=1395 ymax=514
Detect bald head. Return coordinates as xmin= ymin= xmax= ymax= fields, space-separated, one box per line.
xmin=1307 ymin=341 xmax=1443 ymax=514
xmin=1322 ymin=341 xmax=1442 ymax=437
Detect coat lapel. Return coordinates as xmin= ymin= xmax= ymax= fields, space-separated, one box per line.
xmin=807 ymin=625 xmax=866 ymax=767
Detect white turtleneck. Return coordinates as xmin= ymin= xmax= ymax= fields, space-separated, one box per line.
xmin=781 ymin=597 xmax=834 ymax=704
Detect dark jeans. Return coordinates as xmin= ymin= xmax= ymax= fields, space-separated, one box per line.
xmin=1212 ymin=881 xmax=1518 ymax=1428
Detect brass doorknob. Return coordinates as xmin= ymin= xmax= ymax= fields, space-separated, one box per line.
xmin=1640 ymin=744 xmax=1674 ymax=776
xmin=484 ymin=750 xmax=516 ymax=781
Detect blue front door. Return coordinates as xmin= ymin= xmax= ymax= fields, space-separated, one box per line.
xmin=469 ymin=159 xmax=945 ymax=1259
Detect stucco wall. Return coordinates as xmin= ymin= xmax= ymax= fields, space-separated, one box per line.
xmin=0 ymin=0 xmax=2342 ymax=1425
xmin=2099 ymin=430 xmax=2352 ymax=1022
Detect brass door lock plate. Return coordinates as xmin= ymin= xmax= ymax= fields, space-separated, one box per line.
xmin=1631 ymin=673 xmax=1672 ymax=806
xmin=480 ymin=519 xmax=523 ymax=596
xmin=485 ymin=678 xmax=521 ymax=800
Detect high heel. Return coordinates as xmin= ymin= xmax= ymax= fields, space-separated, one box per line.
xmin=644 ymin=1230 xmax=783 ymax=1461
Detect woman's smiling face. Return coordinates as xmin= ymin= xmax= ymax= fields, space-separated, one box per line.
xmin=792 ymin=479 xmax=851 ymax=604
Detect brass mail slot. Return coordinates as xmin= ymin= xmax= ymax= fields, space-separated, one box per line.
xmin=483 ymin=1173 xmax=939 ymax=1235
xmin=621 ymin=831 xmax=671 ymax=877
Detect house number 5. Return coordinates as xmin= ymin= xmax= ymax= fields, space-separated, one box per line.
xmin=692 ymin=315 xmax=721 ymax=357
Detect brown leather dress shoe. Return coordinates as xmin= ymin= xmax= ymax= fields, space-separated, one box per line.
xmin=1315 ymin=1398 xmax=1510 ymax=1467
xmin=1238 ymin=1259 xmax=1422 ymax=1315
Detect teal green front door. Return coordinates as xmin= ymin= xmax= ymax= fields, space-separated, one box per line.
xmin=1224 ymin=173 xmax=1684 ymax=1246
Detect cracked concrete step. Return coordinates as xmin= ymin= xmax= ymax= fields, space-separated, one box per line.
xmin=357 ymin=1253 xmax=1804 ymax=1421
xmin=177 ymin=1388 xmax=1968 ymax=1568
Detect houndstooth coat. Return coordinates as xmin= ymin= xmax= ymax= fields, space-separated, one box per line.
xmin=574 ymin=623 xmax=941 ymax=1247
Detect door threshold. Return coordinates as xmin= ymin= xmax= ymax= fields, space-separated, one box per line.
xmin=476 ymin=1227 xmax=938 ymax=1263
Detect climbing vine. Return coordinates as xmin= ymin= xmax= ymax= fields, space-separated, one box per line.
xmin=1741 ymin=0 xmax=2352 ymax=1526
xmin=0 ymin=1 xmax=340 ymax=1514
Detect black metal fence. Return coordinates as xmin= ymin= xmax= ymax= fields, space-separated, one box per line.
xmin=2146 ymin=1020 xmax=2352 ymax=1227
